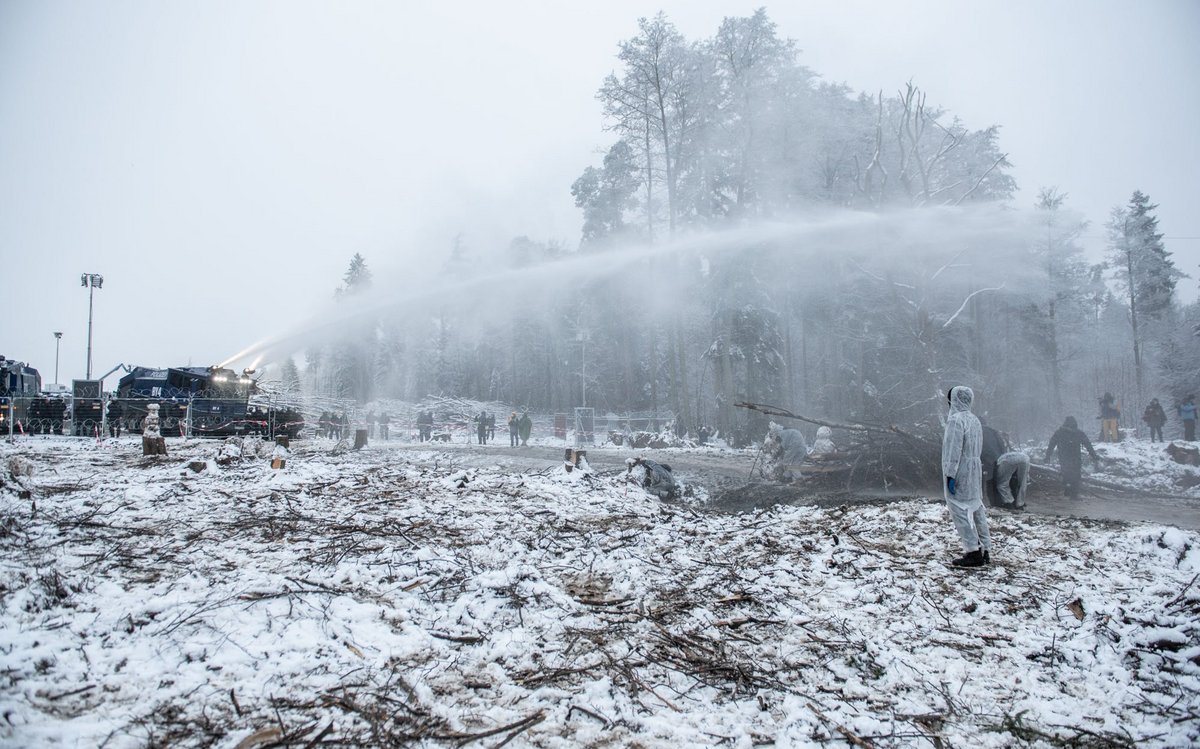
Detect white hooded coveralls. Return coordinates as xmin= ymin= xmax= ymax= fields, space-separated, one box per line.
xmin=942 ymin=386 xmax=984 ymax=508
xmin=941 ymin=386 xmax=990 ymax=553
xmin=811 ymin=426 xmax=836 ymax=455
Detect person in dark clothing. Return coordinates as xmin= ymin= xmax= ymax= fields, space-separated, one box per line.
xmin=980 ymin=421 xmax=1007 ymax=507
xmin=476 ymin=411 xmax=488 ymax=445
xmin=980 ymin=421 xmax=1029 ymax=510
xmin=1179 ymin=396 xmax=1197 ymax=442
xmin=106 ymin=399 xmax=124 ymax=437
xmin=1143 ymin=399 xmax=1167 ymax=443
xmin=1098 ymin=392 xmax=1120 ymax=442
xmin=518 ymin=412 xmax=532 ymax=446
xmin=417 ymin=411 xmax=432 ymax=442
xmin=508 ymin=412 xmax=520 ymax=447
xmin=487 ymin=412 xmax=496 ymax=440
xmin=1046 ymin=416 xmax=1100 ymax=499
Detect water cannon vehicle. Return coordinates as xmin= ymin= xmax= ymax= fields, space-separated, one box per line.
xmin=0 ymin=355 xmax=41 ymax=432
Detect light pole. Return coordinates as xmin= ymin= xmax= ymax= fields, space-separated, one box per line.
xmin=53 ymin=332 xmax=62 ymax=385
xmin=80 ymin=273 xmax=103 ymax=379
xmin=576 ymin=329 xmax=588 ymax=408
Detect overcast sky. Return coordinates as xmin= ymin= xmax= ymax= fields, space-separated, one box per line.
xmin=1 ymin=0 xmax=1197 ymax=383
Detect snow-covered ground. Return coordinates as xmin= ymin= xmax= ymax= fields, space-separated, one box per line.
xmin=1090 ymin=439 xmax=1200 ymax=497
xmin=2 ymin=436 xmax=1198 ymax=748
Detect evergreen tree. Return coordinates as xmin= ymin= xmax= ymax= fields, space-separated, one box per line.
xmin=1107 ymin=190 xmax=1184 ymax=400
xmin=332 ymin=253 xmax=376 ymax=402
xmin=278 ymin=357 xmax=301 ymax=394
xmin=341 ymin=252 xmax=373 ymax=295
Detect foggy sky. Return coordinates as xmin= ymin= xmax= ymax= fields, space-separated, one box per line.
xmin=1 ymin=0 xmax=1197 ymax=384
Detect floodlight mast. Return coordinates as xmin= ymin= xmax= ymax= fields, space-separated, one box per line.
xmin=53 ymin=332 xmax=62 ymax=385
xmin=80 ymin=273 xmax=103 ymax=379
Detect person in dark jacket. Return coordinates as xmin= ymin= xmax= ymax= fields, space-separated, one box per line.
xmin=1046 ymin=416 xmax=1100 ymax=499
xmin=417 ymin=411 xmax=432 ymax=442
xmin=980 ymin=421 xmax=1008 ymax=507
xmin=507 ymin=412 xmax=520 ymax=447
xmin=106 ymin=399 xmax=124 ymax=437
xmin=518 ymin=412 xmax=532 ymax=446
xmin=1098 ymin=392 xmax=1120 ymax=442
xmin=1143 ymin=399 xmax=1167 ymax=443
xmin=475 ymin=411 xmax=488 ymax=445
xmin=980 ymin=422 xmax=1029 ymax=511
xmin=486 ymin=412 xmax=496 ymax=440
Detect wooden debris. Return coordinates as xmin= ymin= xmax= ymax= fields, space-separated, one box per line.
xmin=232 ymin=727 xmax=282 ymax=749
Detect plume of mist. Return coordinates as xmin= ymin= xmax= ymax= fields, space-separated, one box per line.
xmin=222 ymin=204 xmax=1047 ymax=372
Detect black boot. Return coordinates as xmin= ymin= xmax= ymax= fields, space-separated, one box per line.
xmin=952 ymin=549 xmax=986 ymax=567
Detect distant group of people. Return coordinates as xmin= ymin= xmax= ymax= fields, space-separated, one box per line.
xmin=1096 ymin=392 xmax=1196 ymax=444
xmin=317 ymin=411 xmax=349 ymax=439
xmin=941 ymin=386 xmax=1098 ymax=568
xmin=362 ymin=411 xmax=391 ymax=440
xmin=939 ymin=384 xmax=1199 ymax=568
xmin=1144 ymin=395 xmax=1196 ymax=442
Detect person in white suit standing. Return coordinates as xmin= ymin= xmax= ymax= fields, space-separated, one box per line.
xmin=942 ymin=386 xmax=990 ymax=567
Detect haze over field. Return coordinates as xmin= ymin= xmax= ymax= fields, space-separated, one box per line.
xmin=0 ymin=0 xmax=1197 ymax=378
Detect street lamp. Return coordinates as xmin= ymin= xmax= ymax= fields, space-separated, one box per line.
xmin=576 ymin=329 xmax=588 ymax=408
xmin=80 ymin=273 xmax=103 ymax=379
xmin=53 ymin=332 xmax=62 ymax=385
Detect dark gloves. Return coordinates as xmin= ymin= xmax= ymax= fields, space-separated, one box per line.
xmin=946 ymin=476 xmax=956 ymax=496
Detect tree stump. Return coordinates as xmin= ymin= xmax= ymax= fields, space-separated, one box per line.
xmin=143 ymin=436 xmax=167 ymax=456
xmin=354 ymin=429 xmax=368 ymax=450
xmin=564 ymin=449 xmax=587 ymax=473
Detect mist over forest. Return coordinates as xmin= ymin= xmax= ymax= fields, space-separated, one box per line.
xmin=284 ymin=9 xmax=1195 ymax=446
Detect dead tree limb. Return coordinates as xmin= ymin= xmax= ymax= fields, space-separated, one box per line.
xmin=735 ymin=402 xmax=935 ymax=445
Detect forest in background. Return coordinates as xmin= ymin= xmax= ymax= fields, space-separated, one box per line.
xmin=296 ymin=9 xmax=1196 ymax=447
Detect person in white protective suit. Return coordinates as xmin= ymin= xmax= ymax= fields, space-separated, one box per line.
xmin=810 ymin=426 xmax=837 ymax=455
xmin=942 ymin=386 xmax=990 ymax=567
